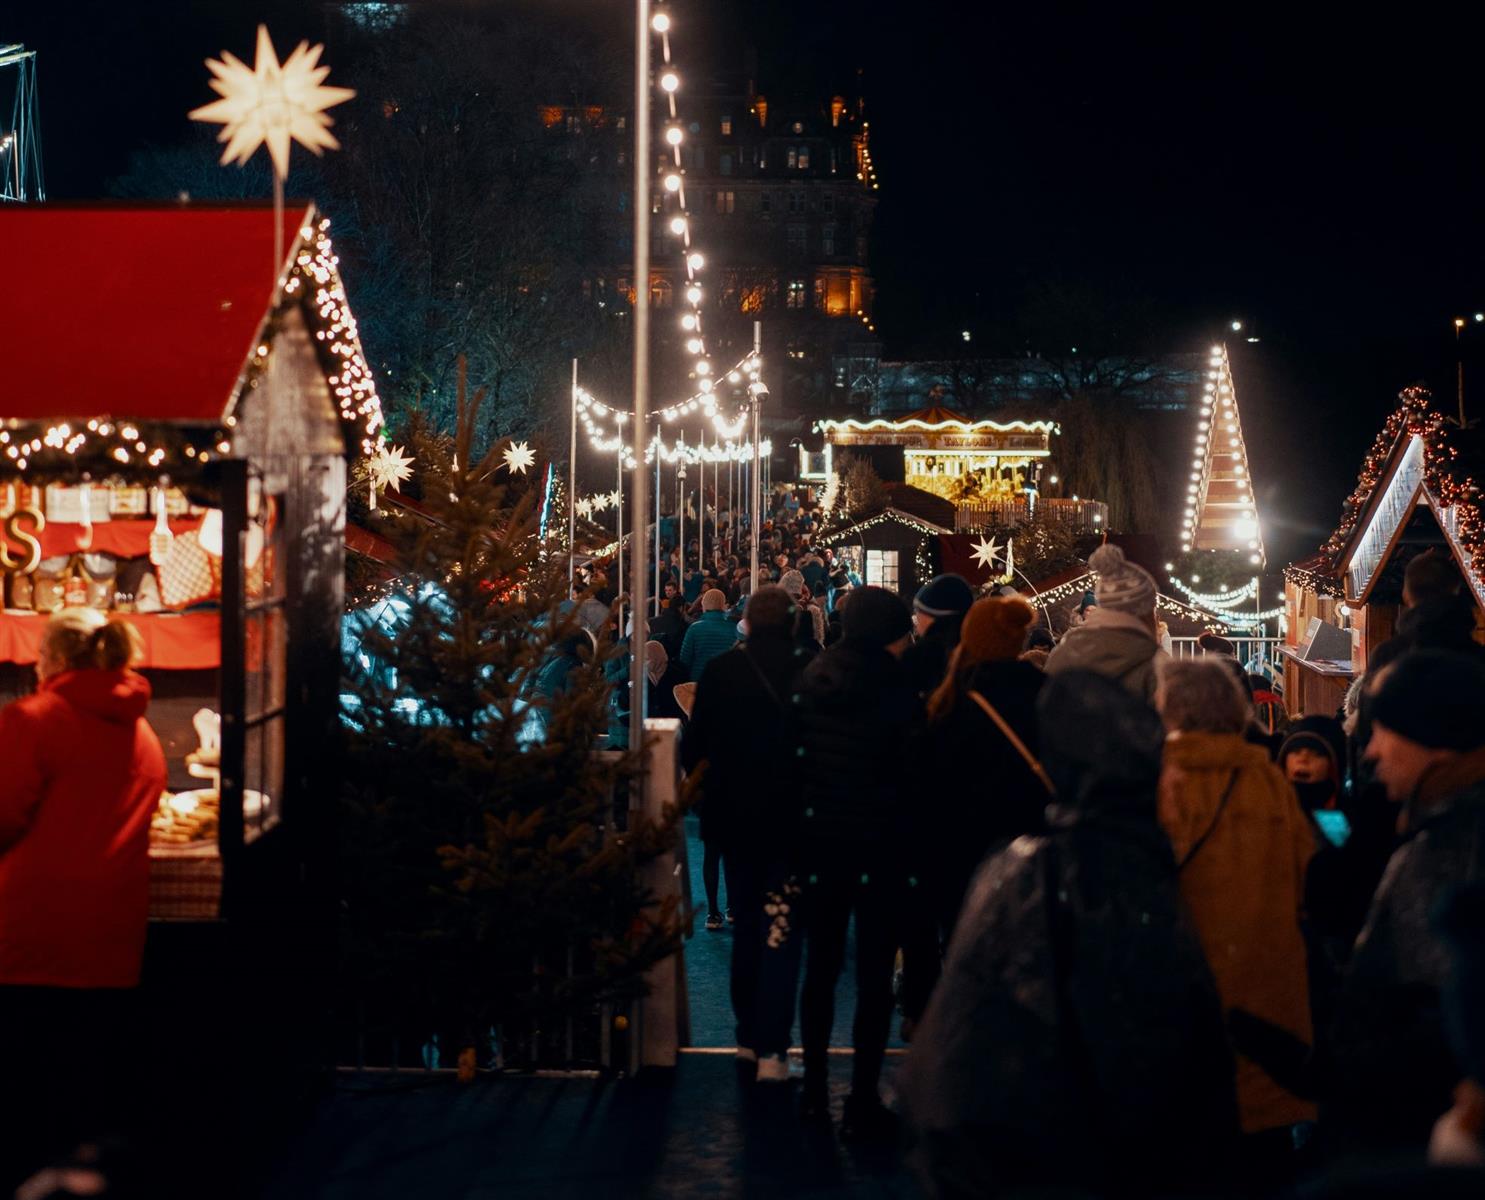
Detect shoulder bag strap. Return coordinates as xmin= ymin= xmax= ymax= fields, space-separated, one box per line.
xmin=1177 ymin=768 xmax=1240 ymax=872
xmin=742 ymin=646 xmax=787 ymax=713
xmin=968 ymin=689 xmax=1056 ymax=797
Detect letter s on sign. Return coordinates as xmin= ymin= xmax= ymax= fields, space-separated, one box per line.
xmin=0 ymin=507 xmax=45 ymax=575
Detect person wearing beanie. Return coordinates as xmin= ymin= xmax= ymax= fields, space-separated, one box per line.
xmin=1329 ymin=650 xmax=1485 ymax=1152
xmin=791 ymin=586 xmax=920 ymax=1138
xmin=903 ymin=596 xmax=1050 ymax=1026
xmin=902 ymin=573 xmax=976 ymax=699
xmin=778 ymin=569 xmax=826 ymax=650
xmin=678 ymin=587 xmax=739 ymax=683
xmin=1279 ymin=716 xmax=1346 ymax=814
xmin=682 ymin=586 xmax=816 ymax=1077
xmin=1046 ymin=544 xmax=1164 ymax=703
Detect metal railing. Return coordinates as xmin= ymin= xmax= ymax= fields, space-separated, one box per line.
xmin=954 ymin=497 xmax=1109 ymax=531
xmin=1168 ymin=636 xmax=1284 ymax=670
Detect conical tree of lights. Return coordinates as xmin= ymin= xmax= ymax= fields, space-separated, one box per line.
xmin=1181 ymin=344 xmax=1266 ymax=567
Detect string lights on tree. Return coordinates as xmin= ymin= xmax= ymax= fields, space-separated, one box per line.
xmin=1181 ymin=344 xmax=1264 ymax=566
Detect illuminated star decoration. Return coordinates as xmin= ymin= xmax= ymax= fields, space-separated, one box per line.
xmin=592 ymin=493 xmax=611 ymax=513
xmin=970 ymin=535 xmax=1003 ymax=572
xmin=502 ymin=440 xmax=536 ymax=475
xmin=575 ymin=498 xmax=594 ymax=520
xmin=607 ymin=490 xmax=623 ymax=511
xmin=366 ymin=442 xmax=414 ymax=509
xmin=189 ymin=25 xmax=356 ymax=179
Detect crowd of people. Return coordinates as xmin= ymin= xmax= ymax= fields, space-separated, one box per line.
xmin=652 ymin=490 xmax=1485 ymax=1197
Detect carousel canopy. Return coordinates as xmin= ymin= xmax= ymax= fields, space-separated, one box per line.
xmin=0 ymin=204 xmax=313 ymax=422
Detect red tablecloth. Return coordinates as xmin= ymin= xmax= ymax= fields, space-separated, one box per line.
xmin=33 ymin=517 xmax=203 ymax=560
xmin=0 ymin=611 xmax=220 ymax=669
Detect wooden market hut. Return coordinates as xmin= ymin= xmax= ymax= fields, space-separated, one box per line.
xmin=0 ymin=201 xmax=385 ymax=1164
xmin=1282 ymin=386 xmax=1485 ymax=716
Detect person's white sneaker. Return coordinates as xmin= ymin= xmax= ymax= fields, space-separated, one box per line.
xmin=735 ymin=1046 xmax=757 ymax=1064
xmin=755 ymin=1053 xmax=790 ymax=1083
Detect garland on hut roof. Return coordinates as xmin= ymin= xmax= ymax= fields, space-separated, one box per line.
xmin=1301 ymin=386 xmax=1484 ymax=591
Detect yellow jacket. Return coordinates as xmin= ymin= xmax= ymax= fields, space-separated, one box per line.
xmin=1159 ymin=732 xmax=1317 ymax=1134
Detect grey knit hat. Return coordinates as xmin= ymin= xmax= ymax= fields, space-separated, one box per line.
xmin=778 ymin=569 xmax=807 ymax=601
xmin=1087 ymin=543 xmax=1157 ymax=617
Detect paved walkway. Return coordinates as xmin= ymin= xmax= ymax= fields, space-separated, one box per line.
xmin=681 ymin=815 xmax=906 ymax=1053
xmin=265 ymin=1054 xmax=914 ymax=1198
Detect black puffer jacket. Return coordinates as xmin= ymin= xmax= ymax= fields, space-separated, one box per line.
xmin=900 ymin=670 xmax=1238 ymax=1198
xmin=793 ymin=637 xmax=920 ymax=871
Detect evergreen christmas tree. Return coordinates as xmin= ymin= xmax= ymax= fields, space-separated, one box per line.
xmin=340 ymin=364 xmax=683 ymax=1069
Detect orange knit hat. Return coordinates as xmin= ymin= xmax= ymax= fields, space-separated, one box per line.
xmin=957 ymin=595 xmax=1037 ymax=665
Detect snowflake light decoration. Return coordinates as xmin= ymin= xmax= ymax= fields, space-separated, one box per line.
xmin=189 ymin=25 xmax=356 ymax=179
xmin=502 ymin=440 xmax=536 ymax=475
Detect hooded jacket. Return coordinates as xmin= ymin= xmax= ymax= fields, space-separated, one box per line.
xmin=1159 ymin=732 xmax=1317 ymax=1133
xmin=0 ymin=669 xmax=166 ymax=988
xmin=1329 ymin=749 xmax=1485 ymax=1149
xmin=900 ymin=671 xmax=1236 ymax=1197
xmin=1045 ymin=607 xmax=1163 ymax=704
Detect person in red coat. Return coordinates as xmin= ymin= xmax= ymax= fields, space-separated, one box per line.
xmin=0 ymin=607 xmax=166 ymax=1185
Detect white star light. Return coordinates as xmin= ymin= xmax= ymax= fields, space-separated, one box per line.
xmin=607 ymin=490 xmax=623 ymax=511
xmin=592 ymin=493 xmax=611 ymax=513
xmin=575 ymin=498 xmax=594 ymax=520
xmin=970 ymin=536 xmax=1003 ymax=571
xmin=369 ymin=442 xmax=415 ymax=494
xmin=189 ymin=25 xmax=356 ymax=179
xmin=502 ymin=440 xmax=536 ymax=475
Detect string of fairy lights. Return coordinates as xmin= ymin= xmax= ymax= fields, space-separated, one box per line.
xmin=0 ymin=212 xmax=385 ymax=478
xmin=574 ymin=6 xmax=768 ymax=461
xmin=1180 ymin=344 xmax=1262 ymax=564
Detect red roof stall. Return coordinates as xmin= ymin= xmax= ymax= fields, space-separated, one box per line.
xmin=0 ymin=202 xmax=383 ymax=923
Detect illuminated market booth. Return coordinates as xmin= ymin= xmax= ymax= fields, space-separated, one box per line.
xmin=0 ymin=202 xmax=382 ymax=921
xmin=807 ymin=407 xmax=1096 ymax=528
xmin=1282 ymin=387 xmax=1485 ymax=716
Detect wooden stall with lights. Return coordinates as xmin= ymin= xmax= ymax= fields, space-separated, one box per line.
xmin=1281 ymin=387 xmax=1485 ymax=716
xmin=0 ymin=201 xmax=383 ymax=934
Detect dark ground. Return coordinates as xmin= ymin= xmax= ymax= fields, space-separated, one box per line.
xmin=260 ymin=815 xmax=913 ymax=1197
xmin=264 ymin=1054 xmax=914 ymax=1199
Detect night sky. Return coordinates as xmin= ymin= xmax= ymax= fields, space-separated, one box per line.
xmin=9 ymin=1 xmax=1484 ymax=565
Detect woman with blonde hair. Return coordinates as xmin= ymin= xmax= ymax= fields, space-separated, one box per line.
xmin=1156 ymin=657 xmax=1315 ymax=1171
xmin=0 ymin=607 xmax=165 ymax=1184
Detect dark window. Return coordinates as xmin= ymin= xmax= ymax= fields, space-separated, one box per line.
xmin=787 ymin=224 xmax=806 ymax=252
xmin=786 ymin=147 xmax=798 ymax=169
xmin=822 ymin=224 xmax=836 ymax=256
xmin=719 ymin=153 xmax=732 ymax=176
xmin=760 ymin=192 xmax=772 ymax=214
xmin=822 ymin=193 xmax=835 ymax=214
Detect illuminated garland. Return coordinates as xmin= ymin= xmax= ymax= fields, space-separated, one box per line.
xmin=1283 ymin=564 xmax=1344 ymax=598
xmin=1168 ymin=576 xmax=1258 ymax=609
xmin=817 ymin=507 xmax=950 ymax=544
xmin=0 ymin=212 xmax=384 ymax=480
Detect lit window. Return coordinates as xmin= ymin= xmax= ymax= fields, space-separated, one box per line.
xmin=721 ymin=116 xmax=733 ymax=136
xmin=798 ymin=147 xmax=810 ymax=170
xmin=866 ymin=549 xmax=899 ymax=591
xmin=715 ymin=190 xmax=735 ymax=214
xmin=786 ymin=279 xmax=806 ymax=309
xmin=787 ymin=147 xmax=798 ymax=169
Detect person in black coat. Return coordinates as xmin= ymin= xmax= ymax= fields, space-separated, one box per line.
xmin=899 ymin=669 xmax=1238 ymax=1197
xmin=900 ymin=597 xmax=1050 ymax=1028
xmin=900 ymin=574 xmax=975 ymax=699
xmin=680 ymin=587 xmax=815 ymax=1072
xmin=792 ymin=586 xmax=921 ymax=1138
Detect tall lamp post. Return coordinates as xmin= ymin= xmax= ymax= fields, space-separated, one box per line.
xmin=628 ymin=0 xmax=651 ymax=756
xmin=749 ymin=322 xmax=766 ymax=590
